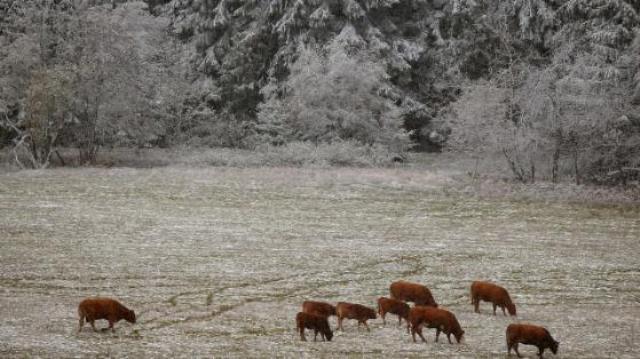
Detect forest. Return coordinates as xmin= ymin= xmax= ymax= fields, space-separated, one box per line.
xmin=1 ymin=0 xmax=639 ymax=185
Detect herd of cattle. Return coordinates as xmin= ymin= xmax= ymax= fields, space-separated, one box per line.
xmin=76 ymin=280 xmax=559 ymax=358
xmin=296 ymin=280 xmax=560 ymax=358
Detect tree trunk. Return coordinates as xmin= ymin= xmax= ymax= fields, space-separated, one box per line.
xmin=551 ymin=145 xmax=560 ymax=184
xmin=472 ymin=156 xmax=480 ymax=182
xmin=55 ymin=150 xmax=66 ymax=166
xmin=502 ymin=148 xmax=526 ymax=183
xmin=530 ymin=160 xmax=535 ymax=183
xmin=77 ymin=98 xmax=99 ymax=165
xmin=573 ymin=147 xmax=580 ymax=185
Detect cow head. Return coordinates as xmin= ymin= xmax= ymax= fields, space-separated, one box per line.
xmin=125 ymin=309 xmax=136 ymax=324
xmin=325 ymin=329 xmax=333 ymax=342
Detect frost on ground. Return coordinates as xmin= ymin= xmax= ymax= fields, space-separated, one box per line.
xmin=0 ymin=167 xmax=638 ymax=358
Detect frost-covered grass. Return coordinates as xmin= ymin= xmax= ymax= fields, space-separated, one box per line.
xmin=5 ymin=142 xmax=402 ymax=169
xmin=0 ymin=167 xmax=639 ymax=358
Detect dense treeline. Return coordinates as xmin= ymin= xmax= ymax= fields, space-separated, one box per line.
xmin=1 ymin=0 xmax=639 ymax=184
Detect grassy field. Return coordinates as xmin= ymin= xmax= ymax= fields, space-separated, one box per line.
xmin=0 ymin=166 xmax=639 ymax=358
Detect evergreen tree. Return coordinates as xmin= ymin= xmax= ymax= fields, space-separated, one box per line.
xmin=166 ymin=0 xmax=456 ymax=150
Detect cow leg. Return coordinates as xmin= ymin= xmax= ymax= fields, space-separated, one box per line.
xmin=537 ymin=346 xmax=545 ymax=358
xmin=416 ymin=326 xmax=427 ymax=343
xmin=514 ymin=343 xmax=522 ymax=358
xmin=380 ymin=311 xmax=386 ymax=325
xmin=501 ymin=306 xmax=507 ymax=316
xmin=299 ymin=327 xmax=307 ymax=341
xmin=108 ymin=319 xmax=115 ymax=333
xmin=313 ymin=329 xmax=318 ymax=342
xmin=447 ymin=333 xmax=453 ymax=344
xmin=492 ymin=303 xmax=497 ymax=315
xmin=435 ymin=328 xmax=440 ymax=342
xmin=78 ymin=316 xmax=85 ymax=333
xmin=473 ymin=297 xmax=480 ymax=313
xmin=337 ymin=317 xmax=343 ymax=331
xmin=90 ymin=320 xmax=98 ymax=332
xmin=411 ymin=326 xmax=417 ymax=343
xmin=362 ymin=321 xmax=370 ymax=332
xmin=397 ymin=315 xmax=402 ymax=327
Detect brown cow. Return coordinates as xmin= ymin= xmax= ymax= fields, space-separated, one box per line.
xmin=389 ymin=280 xmax=438 ymax=307
xmin=507 ymin=323 xmax=559 ymax=358
xmin=471 ymin=281 xmax=516 ymax=316
xmin=377 ymin=297 xmax=410 ymax=333
xmin=409 ymin=306 xmax=464 ymax=344
xmin=302 ymin=301 xmax=336 ymax=318
xmin=296 ymin=312 xmax=333 ymax=342
xmin=335 ymin=302 xmax=377 ymax=331
xmin=78 ymin=297 xmax=136 ymax=333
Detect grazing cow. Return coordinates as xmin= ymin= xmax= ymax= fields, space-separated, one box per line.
xmin=302 ymin=301 xmax=336 ymax=318
xmin=409 ymin=306 xmax=464 ymax=344
xmin=78 ymin=297 xmax=136 ymax=333
xmin=335 ymin=302 xmax=377 ymax=331
xmin=506 ymin=323 xmax=559 ymax=358
xmin=471 ymin=281 xmax=516 ymax=316
xmin=390 ymin=280 xmax=438 ymax=307
xmin=377 ymin=297 xmax=410 ymax=332
xmin=296 ymin=312 xmax=333 ymax=342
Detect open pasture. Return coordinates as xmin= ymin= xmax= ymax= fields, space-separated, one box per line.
xmin=0 ymin=167 xmax=639 ymax=358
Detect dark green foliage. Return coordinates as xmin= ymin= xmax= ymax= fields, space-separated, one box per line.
xmin=170 ymin=0 xmax=636 ymax=158
xmin=168 ymin=0 xmax=456 ymax=151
